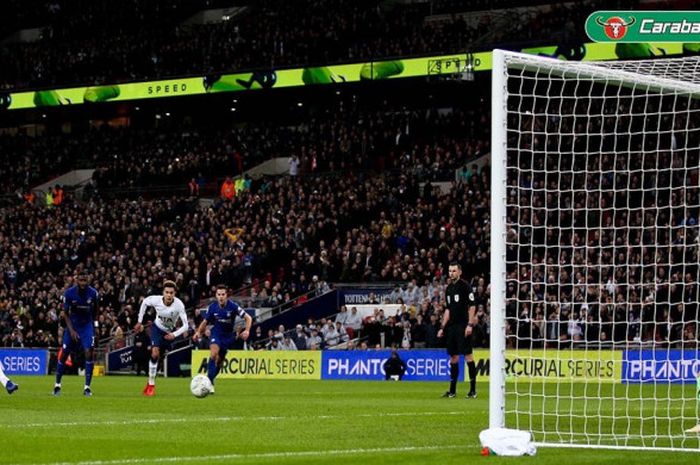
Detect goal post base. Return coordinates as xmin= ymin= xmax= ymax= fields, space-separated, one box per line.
xmin=686 ymin=425 xmax=700 ymax=434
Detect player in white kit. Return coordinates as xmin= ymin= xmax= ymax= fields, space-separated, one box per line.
xmin=135 ymin=280 xmax=188 ymax=396
xmin=0 ymin=360 xmax=18 ymax=394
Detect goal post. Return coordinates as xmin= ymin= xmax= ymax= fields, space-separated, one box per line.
xmin=490 ymin=49 xmax=700 ymax=452
xmin=490 ymin=49 xmax=508 ymax=431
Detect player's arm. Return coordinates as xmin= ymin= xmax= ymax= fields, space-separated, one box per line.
xmin=466 ymin=287 xmax=477 ymax=336
xmin=238 ymin=308 xmax=253 ymax=341
xmin=193 ymin=318 xmax=209 ymax=342
xmin=168 ymin=303 xmax=189 ymax=340
xmin=92 ymin=289 xmax=100 ymax=330
xmin=194 ymin=304 xmax=216 ymax=342
xmin=62 ymin=293 xmax=78 ymax=340
xmin=438 ymin=309 xmax=451 ymax=338
xmin=134 ymin=295 xmax=152 ymax=332
xmin=466 ymin=304 xmax=476 ymax=337
xmin=62 ymin=309 xmax=78 ymax=340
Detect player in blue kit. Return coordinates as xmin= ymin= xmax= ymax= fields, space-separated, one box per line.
xmin=193 ymin=285 xmax=253 ymax=392
xmin=54 ymin=271 xmax=99 ymax=396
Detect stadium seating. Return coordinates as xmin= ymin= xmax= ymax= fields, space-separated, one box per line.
xmin=0 ymin=0 xmax=627 ymax=89
xmin=0 ymin=105 xmax=488 ymax=196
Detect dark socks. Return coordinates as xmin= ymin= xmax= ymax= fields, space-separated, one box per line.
xmin=207 ymin=358 xmax=219 ymax=384
xmin=449 ymin=362 xmax=459 ymax=394
xmin=55 ymin=360 xmax=65 ymax=385
xmin=85 ymin=361 xmax=94 ymax=387
xmin=467 ymin=361 xmax=477 ymax=392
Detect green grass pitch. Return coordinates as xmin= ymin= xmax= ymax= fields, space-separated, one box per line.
xmin=1 ymin=376 xmax=698 ymax=464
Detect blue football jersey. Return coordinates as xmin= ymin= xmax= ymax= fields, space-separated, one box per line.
xmin=205 ymin=300 xmax=247 ymax=335
xmin=63 ymin=285 xmax=99 ymax=327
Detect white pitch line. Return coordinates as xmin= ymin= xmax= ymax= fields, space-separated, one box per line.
xmin=10 ymin=444 xmax=472 ymax=465
xmin=535 ymin=442 xmax=700 ymax=453
xmin=2 ymin=411 xmax=466 ymax=429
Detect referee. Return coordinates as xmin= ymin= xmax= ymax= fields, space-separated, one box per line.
xmin=438 ymin=262 xmax=478 ymax=398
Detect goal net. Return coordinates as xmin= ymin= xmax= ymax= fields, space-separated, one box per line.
xmin=490 ymin=50 xmax=700 ymax=451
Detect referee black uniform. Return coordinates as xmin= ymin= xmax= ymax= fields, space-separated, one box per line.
xmin=442 ymin=277 xmax=477 ymax=398
xmin=445 ymin=278 xmax=474 ymax=356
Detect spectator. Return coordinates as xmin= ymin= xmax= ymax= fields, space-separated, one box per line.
xmin=267 ymin=334 xmax=283 ymax=350
xmin=280 ymin=335 xmax=297 ymax=351
xmin=188 ymin=178 xmax=200 ymax=197
xmin=289 ymin=155 xmax=300 ymax=178
xmin=426 ymin=313 xmax=440 ymax=348
xmin=324 ymin=321 xmax=340 ymax=347
xmin=383 ymin=349 xmax=407 ymax=380
xmin=132 ymin=324 xmax=150 ymax=375
xmin=411 ymin=313 xmax=427 ymax=348
xmin=292 ymin=324 xmax=308 ymax=350
xmin=345 ymin=307 xmax=362 ymax=336
xmin=335 ymin=306 xmax=348 ymax=326
xmin=220 ymin=176 xmax=235 ymax=201
xmin=335 ymin=321 xmax=349 ymax=344
xmin=307 ymin=328 xmax=323 ymax=349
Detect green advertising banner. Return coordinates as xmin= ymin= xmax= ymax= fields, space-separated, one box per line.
xmin=586 ymin=11 xmax=700 ymax=43
xmin=0 ymin=39 xmax=693 ymax=111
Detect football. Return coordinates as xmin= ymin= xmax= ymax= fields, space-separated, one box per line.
xmin=190 ymin=374 xmax=213 ymax=398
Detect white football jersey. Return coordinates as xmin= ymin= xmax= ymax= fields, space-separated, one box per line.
xmin=138 ymin=295 xmax=188 ymax=337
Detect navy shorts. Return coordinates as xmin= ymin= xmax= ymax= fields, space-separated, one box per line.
xmin=62 ymin=323 xmax=95 ymax=352
xmin=150 ymin=325 xmax=175 ymax=351
xmin=210 ymin=332 xmax=235 ymax=358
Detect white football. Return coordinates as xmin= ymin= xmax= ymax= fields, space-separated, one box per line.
xmin=190 ymin=374 xmax=213 ymax=398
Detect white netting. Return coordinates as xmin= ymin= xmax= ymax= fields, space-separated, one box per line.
xmin=598 ymin=56 xmax=700 ymax=85
xmin=493 ymin=51 xmax=700 ymax=451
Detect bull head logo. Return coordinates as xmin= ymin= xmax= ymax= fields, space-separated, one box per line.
xmin=596 ymin=16 xmax=636 ymax=40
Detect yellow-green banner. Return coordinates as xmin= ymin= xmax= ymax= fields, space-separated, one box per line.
xmin=471 ymin=349 xmax=622 ymax=383
xmin=191 ymin=350 xmax=321 ymax=380
xmin=0 ymin=41 xmax=692 ymax=111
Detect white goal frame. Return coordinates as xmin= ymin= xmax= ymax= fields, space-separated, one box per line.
xmin=490 ymin=49 xmax=700 ymax=452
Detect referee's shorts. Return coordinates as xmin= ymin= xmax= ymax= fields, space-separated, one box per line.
xmin=446 ymin=324 xmax=473 ymax=356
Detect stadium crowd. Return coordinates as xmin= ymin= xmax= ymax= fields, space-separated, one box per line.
xmin=0 ymin=133 xmax=74 ymax=197
xmin=1 ymin=105 xmax=489 ymax=197
xmin=0 ymin=0 xmax=637 ymax=89
xmin=0 ymin=159 xmax=491 ymax=350
xmin=505 ymin=92 xmax=700 ymax=349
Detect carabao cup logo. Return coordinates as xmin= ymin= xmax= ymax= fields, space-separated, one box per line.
xmin=595 ymin=16 xmax=636 ymax=40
